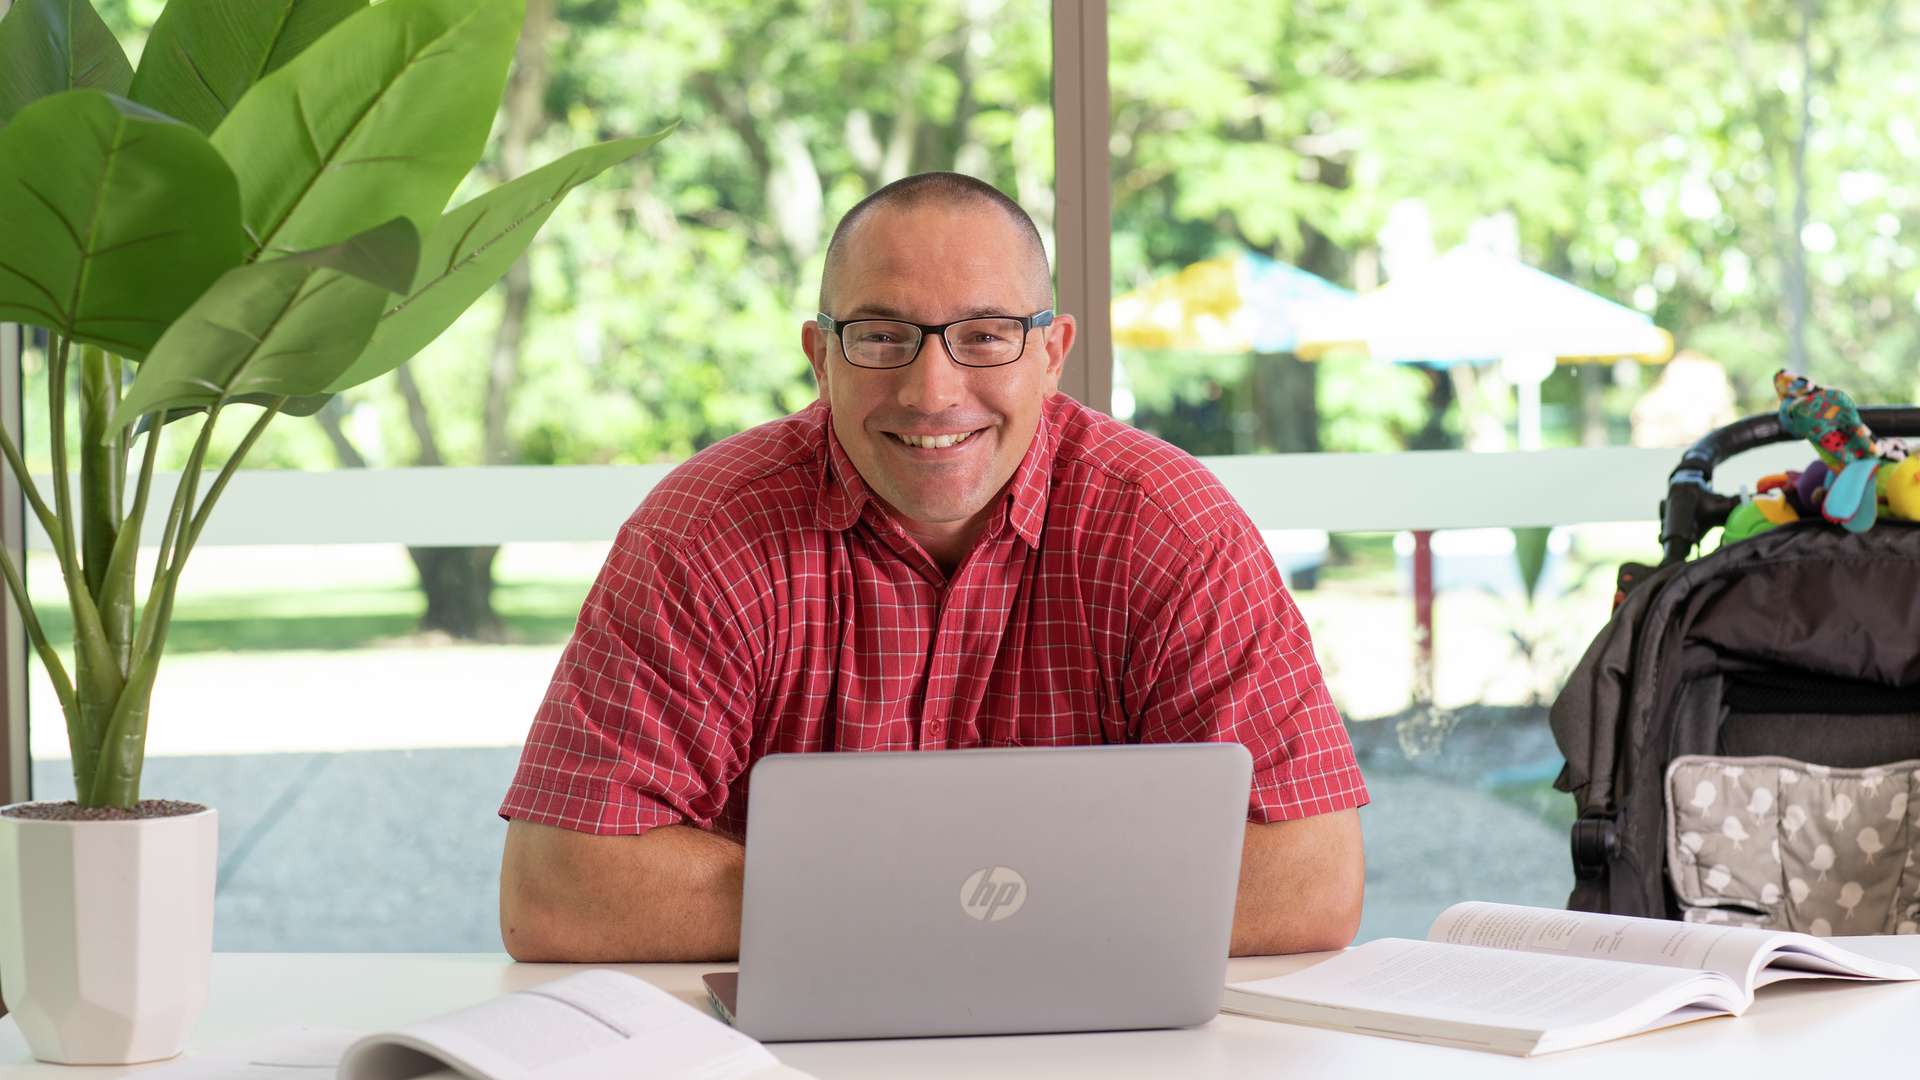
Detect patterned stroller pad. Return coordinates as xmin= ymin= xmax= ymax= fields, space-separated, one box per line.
xmin=1666 ymin=754 xmax=1920 ymax=935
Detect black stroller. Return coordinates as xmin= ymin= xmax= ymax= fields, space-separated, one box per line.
xmin=1551 ymin=406 xmax=1920 ymax=933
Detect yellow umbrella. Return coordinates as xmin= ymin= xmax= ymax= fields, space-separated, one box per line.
xmin=1112 ymin=253 xmax=1354 ymax=354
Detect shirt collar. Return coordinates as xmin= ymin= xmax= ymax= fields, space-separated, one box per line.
xmin=1002 ymin=395 xmax=1059 ymax=547
xmin=814 ymin=395 xmax=1062 ymax=548
xmin=817 ymin=403 xmax=872 ymax=532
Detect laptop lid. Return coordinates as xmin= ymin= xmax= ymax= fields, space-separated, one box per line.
xmin=723 ymin=743 xmax=1251 ymax=1041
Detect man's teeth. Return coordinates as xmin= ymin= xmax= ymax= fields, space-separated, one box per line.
xmin=897 ymin=430 xmax=977 ymax=449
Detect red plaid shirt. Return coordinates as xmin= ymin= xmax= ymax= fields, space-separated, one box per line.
xmin=500 ymin=394 xmax=1368 ymax=838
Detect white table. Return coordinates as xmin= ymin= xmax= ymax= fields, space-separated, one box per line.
xmin=4 ymin=939 xmax=1914 ymax=1078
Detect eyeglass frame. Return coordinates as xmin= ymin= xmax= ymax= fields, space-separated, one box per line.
xmin=815 ymin=308 xmax=1056 ymax=369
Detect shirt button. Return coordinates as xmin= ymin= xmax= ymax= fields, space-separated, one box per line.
xmin=925 ymin=720 xmax=945 ymax=738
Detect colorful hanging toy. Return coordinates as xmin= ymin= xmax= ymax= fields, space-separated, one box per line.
xmin=1768 ymin=370 xmax=1910 ymax=533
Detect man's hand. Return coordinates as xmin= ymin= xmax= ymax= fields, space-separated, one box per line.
xmin=1230 ymin=809 xmax=1364 ymax=956
xmin=499 ymin=820 xmax=744 ymax=962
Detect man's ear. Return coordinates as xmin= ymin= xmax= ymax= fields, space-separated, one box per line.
xmin=802 ymin=319 xmax=831 ymax=396
xmin=1041 ymin=312 xmax=1077 ymax=393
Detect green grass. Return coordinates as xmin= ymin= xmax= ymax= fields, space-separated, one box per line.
xmin=1320 ymin=533 xmax=1399 ymax=585
xmin=33 ymin=579 xmax=593 ymax=654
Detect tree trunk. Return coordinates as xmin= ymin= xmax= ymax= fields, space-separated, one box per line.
xmin=1411 ymin=367 xmax=1456 ymax=451
xmin=1785 ymin=0 xmax=1814 ymax=374
xmin=409 ymin=545 xmax=505 ymax=641
xmin=1579 ymin=362 xmax=1609 ymax=447
xmin=1249 ymin=352 xmax=1320 ymax=453
xmin=482 ymin=0 xmax=556 ymax=467
xmin=393 ymin=0 xmax=556 ymax=640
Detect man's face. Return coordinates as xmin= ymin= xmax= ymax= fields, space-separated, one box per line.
xmin=804 ymin=202 xmax=1075 ymax=539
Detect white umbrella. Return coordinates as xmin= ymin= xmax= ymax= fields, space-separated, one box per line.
xmin=1297 ymin=247 xmax=1674 ymax=449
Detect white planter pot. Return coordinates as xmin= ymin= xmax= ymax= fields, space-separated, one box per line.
xmin=0 ymin=803 xmax=218 ymax=1065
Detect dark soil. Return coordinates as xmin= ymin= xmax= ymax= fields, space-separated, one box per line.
xmin=2 ymin=800 xmax=208 ymax=821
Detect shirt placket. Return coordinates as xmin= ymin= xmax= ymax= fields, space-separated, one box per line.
xmin=916 ymin=531 xmax=1013 ymax=750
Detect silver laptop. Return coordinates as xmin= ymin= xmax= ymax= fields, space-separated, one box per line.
xmin=703 ymin=743 xmax=1251 ymax=1041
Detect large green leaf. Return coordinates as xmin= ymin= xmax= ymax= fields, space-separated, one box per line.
xmin=129 ymin=0 xmax=366 ymax=136
xmin=210 ymin=0 xmax=523 ymax=260
xmin=327 ymin=129 xmax=675 ymax=392
xmin=112 ymin=218 xmax=420 ymax=429
xmin=0 ymin=0 xmax=132 ymax=124
xmin=0 ymin=89 xmax=242 ymax=357
xmin=135 ymin=394 xmax=331 ymax=436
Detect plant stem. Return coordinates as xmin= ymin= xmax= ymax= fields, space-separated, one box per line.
xmin=49 ymin=335 xmax=125 ymax=803
xmin=0 ymin=541 xmax=78 ymax=753
xmin=98 ymin=423 xmax=161 ymax=680
xmin=89 ymin=397 xmax=290 ymax=807
xmin=78 ymin=346 xmax=123 ymax=599
xmin=0 ymin=423 xmax=64 ymax=554
xmin=129 ymin=410 xmax=217 ymax=667
xmin=93 ymin=407 xmax=224 ymax=806
xmin=181 ymin=399 xmax=285 ymax=556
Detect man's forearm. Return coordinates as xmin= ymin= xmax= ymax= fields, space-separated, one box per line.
xmin=500 ymin=821 xmax=744 ymax=962
xmin=1229 ymin=810 xmax=1365 ymax=956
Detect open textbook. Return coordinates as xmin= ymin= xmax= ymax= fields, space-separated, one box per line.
xmin=139 ymin=970 xmax=813 ymax=1080
xmin=1222 ymin=901 xmax=1919 ymax=1057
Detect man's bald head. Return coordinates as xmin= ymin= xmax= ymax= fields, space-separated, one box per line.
xmin=819 ymin=172 xmax=1052 ymax=312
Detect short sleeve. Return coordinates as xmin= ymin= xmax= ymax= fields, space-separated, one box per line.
xmin=1126 ymin=514 xmax=1369 ymax=823
xmin=498 ymin=522 xmax=757 ymax=835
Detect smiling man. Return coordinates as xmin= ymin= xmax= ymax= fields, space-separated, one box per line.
xmin=497 ymin=172 xmax=1368 ymax=962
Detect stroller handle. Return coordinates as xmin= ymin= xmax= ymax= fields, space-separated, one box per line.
xmin=1659 ymin=406 xmax=1920 ymax=566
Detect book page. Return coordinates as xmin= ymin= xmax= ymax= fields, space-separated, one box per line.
xmin=139 ymin=1026 xmax=361 ymax=1079
xmin=1427 ymin=902 xmax=1919 ymax=991
xmin=1747 ymin=938 xmax=1920 ymax=986
xmin=1428 ymin=902 xmax=1782 ymax=989
xmin=341 ymin=970 xmax=784 ymax=1080
xmin=1228 ymin=938 xmax=1732 ymax=1033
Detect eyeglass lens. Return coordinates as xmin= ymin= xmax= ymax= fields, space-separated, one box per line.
xmin=841 ymin=318 xmax=1027 ymax=368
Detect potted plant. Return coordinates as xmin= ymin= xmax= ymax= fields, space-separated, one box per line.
xmin=0 ymin=0 xmax=668 ymax=1063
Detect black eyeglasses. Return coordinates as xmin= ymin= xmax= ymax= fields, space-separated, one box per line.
xmin=817 ymin=309 xmax=1054 ymax=369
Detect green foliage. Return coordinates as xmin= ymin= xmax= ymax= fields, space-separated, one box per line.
xmin=1511 ymin=526 xmax=1551 ymax=605
xmin=334 ymin=129 xmax=674 ymax=392
xmin=17 ymin=0 xmax=1918 ymax=713
xmin=55 ymin=0 xmax=1920 ymax=484
xmin=0 ymin=0 xmax=132 ymax=121
xmin=1108 ymin=0 xmax=1920 ymax=446
xmin=114 ymin=219 xmax=420 ymax=426
xmin=210 ymin=0 xmax=523 ymax=259
xmin=0 ymin=0 xmax=665 ymax=806
xmin=128 ymin=0 xmax=365 ymax=134
xmin=1316 ymin=357 xmax=1433 ymax=454
xmin=0 ymin=89 xmax=241 ymax=357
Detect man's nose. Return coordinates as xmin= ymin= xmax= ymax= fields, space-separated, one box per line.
xmin=895 ymin=332 xmax=968 ymax=412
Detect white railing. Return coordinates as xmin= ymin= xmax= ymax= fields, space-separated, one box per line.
xmin=24 ymin=442 xmax=1808 ymax=549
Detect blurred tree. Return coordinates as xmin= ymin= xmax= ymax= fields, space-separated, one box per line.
xmin=292 ymin=0 xmax=1054 ymax=637
xmin=44 ymin=0 xmax=1920 ymax=638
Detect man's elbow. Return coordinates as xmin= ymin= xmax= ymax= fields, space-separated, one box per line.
xmin=1231 ymin=879 xmax=1363 ymax=956
xmin=1302 ymin=842 xmax=1366 ymax=951
xmin=500 ymin=857 xmax=571 ymax=961
xmin=498 ymin=822 xmax=601 ymax=962
xmin=1300 ymin=881 xmax=1364 ymax=952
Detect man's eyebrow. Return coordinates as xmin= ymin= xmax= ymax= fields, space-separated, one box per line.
xmin=843 ymin=304 xmax=1022 ymax=321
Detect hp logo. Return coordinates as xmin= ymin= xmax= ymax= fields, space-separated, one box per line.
xmin=960 ymin=866 xmax=1028 ymax=922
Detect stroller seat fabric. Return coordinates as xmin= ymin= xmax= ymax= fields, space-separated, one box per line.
xmin=1666 ymin=755 xmax=1920 ymax=935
